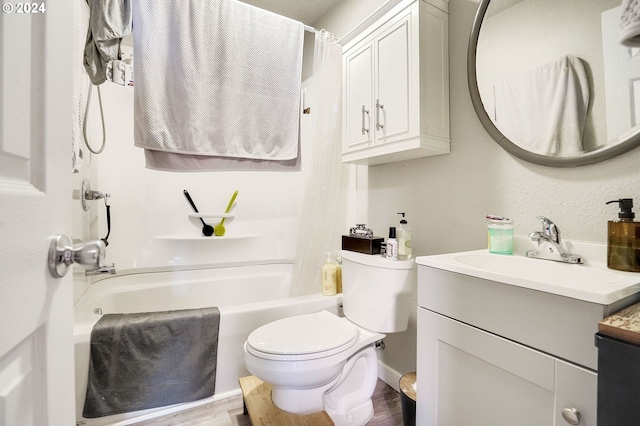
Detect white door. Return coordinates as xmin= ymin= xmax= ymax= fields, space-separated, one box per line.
xmin=0 ymin=4 xmax=75 ymax=426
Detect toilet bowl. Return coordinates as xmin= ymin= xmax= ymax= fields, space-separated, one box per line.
xmin=243 ymin=250 xmax=416 ymax=426
xmin=244 ymin=311 xmax=383 ymax=419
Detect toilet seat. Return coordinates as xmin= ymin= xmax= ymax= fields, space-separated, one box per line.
xmin=246 ymin=311 xmax=359 ymax=361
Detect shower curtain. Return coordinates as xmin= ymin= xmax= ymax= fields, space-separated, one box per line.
xmin=291 ymin=30 xmax=348 ymax=296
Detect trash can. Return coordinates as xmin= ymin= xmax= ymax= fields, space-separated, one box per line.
xmin=399 ymin=372 xmax=416 ymax=426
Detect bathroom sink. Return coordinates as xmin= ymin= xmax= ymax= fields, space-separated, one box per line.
xmin=416 ymin=245 xmax=640 ymax=304
xmin=454 ymin=253 xmax=622 ymax=285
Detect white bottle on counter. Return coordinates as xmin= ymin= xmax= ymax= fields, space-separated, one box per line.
xmin=386 ymin=227 xmax=398 ymax=260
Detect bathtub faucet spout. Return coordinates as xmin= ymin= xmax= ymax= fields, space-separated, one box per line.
xmin=86 ymin=264 xmax=117 ymax=276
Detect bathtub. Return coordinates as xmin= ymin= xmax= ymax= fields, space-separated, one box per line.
xmin=73 ymin=262 xmax=342 ymax=425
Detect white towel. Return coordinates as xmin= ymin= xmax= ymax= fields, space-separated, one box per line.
xmin=133 ymin=0 xmax=304 ymax=165
xmin=143 ymin=146 xmax=301 ymax=172
xmin=493 ymin=55 xmax=589 ymax=157
xmin=620 ymin=0 xmax=640 ymax=46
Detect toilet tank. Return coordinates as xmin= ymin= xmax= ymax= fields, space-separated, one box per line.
xmin=341 ymin=250 xmax=416 ymax=333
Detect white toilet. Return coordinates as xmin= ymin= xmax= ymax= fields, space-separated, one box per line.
xmin=243 ymin=250 xmax=416 ymax=426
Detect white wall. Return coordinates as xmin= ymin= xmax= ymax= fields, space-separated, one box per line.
xmin=87 ymin=81 xmax=312 ymax=266
xmin=316 ymin=0 xmax=388 ymax=37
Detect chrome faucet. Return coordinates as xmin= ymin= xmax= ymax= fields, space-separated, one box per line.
xmin=526 ymin=216 xmax=583 ymax=264
xmin=537 ymin=216 xmax=560 ymax=244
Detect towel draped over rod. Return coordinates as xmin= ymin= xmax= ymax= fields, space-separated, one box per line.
xmin=132 ymin=0 xmax=306 ymax=171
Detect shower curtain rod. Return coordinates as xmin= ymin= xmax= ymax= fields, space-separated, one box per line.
xmin=304 ymin=24 xmax=316 ymax=33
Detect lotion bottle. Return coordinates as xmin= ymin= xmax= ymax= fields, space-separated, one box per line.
xmin=606 ymin=199 xmax=640 ymax=272
xmin=397 ymin=213 xmax=413 ymax=260
xmin=386 ymin=227 xmax=398 ymax=260
xmin=321 ymin=252 xmax=337 ymax=295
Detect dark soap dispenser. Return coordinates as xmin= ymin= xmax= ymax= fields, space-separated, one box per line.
xmin=606 ymin=198 xmax=640 ymax=272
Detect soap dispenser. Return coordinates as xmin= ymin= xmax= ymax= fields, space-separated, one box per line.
xmin=321 ymin=252 xmax=337 ymax=295
xmin=605 ymin=199 xmax=640 ymax=272
xmin=397 ymin=213 xmax=412 ymax=260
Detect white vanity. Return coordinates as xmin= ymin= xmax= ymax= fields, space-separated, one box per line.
xmin=416 ymin=241 xmax=640 ymax=426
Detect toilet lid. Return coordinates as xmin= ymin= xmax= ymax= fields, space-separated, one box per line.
xmin=247 ymin=311 xmax=358 ymax=356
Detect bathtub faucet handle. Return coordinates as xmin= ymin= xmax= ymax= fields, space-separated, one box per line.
xmin=85 ymin=189 xmax=110 ymax=201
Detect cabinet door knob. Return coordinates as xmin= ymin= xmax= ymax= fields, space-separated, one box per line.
xmin=561 ymin=408 xmax=581 ymax=425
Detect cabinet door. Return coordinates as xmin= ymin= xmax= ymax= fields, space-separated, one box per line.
xmin=555 ymin=360 xmax=597 ymax=426
xmin=374 ymin=9 xmax=414 ymax=143
xmin=343 ymin=42 xmax=373 ymax=152
xmin=418 ymin=308 xmax=556 ymax=426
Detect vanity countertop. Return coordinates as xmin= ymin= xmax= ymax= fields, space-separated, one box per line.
xmin=415 ymin=239 xmax=640 ymax=305
xmin=599 ymin=302 xmax=640 ymax=344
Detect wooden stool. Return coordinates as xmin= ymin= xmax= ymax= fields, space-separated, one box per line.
xmin=239 ymin=376 xmax=334 ymax=425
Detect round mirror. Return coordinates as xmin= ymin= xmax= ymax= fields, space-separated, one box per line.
xmin=468 ymin=0 xmax=640 ymax=167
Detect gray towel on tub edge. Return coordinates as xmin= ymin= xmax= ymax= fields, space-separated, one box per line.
xmin=82 ymin=307 xmax=220 ymax=418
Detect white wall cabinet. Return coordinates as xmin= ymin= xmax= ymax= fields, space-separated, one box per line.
xmin=341 ymin=0 xmax=449 ymax=165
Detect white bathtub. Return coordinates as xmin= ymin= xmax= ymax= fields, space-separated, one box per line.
xmin=73 ymin=262 xmax=342 ymax=425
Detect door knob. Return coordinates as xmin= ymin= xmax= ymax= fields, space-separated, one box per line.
xmin=48 ymin=234 xmax=106 ymax=278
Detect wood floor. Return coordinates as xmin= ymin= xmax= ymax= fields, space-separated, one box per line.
xmin=368 ymin=379 xmax=405 ymax=426
xmin=131 ymin=379 xmax=404 ymax=426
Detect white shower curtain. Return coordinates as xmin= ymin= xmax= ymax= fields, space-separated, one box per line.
xmin=291 ymin=30 xmax=348 ymax=296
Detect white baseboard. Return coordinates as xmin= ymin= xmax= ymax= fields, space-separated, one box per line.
xmin=377 ymin=360 xmax=403 ymax=393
